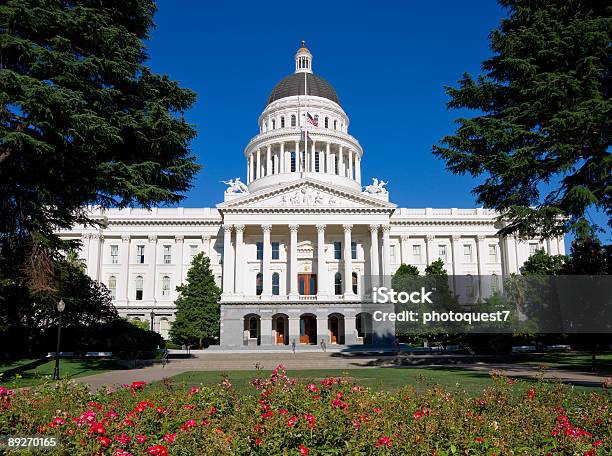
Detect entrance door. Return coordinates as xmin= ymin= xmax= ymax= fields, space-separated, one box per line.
xmin=300 ymin=315 xmax=316 ymax=344
xmin=275 ymin=317 xmax=286 ymax=345
xmin=298 ymin=274 xmax=317 ymax=295
xmin=329 ymin=316 xmax=339 ymax=344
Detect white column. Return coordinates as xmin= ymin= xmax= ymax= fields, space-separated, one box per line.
xmin=316 ymin=224 xmax=326 ymax=297
xmin=425 ymin=235 xmax=435 ymax=265
xmin=355 ymin=154 xmax=361 ymax=184
xmin=260 ymin=313 xmax=272 ymax=345
xmin=505 ymin=235 xmax=518 ymax=275
xmin=289 ymin=317 xmax=300 ymax=345
xmin=222 ymin=225 xmax=234 ymax=296
xmin=400 ymin=235 xmax=410 ymax=265
xmin=369 ymin=225 xmax=380 ymax=285
xmin=89 ymin=233 xmax=101 ymax=281
xmin=256 ymin=149 xmax=261 ymax=179
xmin=476 ymin=235 xmax=487 ymax=299
xmin=247 ymin=153 xmax=252 ymax=183
xmin=451 ymin=235 xmax=461 ymax=276
xmin=234 ymin=225 xmax=245 ymax=296
xmin=310 ymin=140 xmax=316 ymax=172
xmin=175 ymin=235 xmax=184 ymax=285
xmin=338 ymin=145 xmax=344 ymax=176
xmin=145 ymin=235 xmax=157 ymax=302
xmin=118 ymin=235 xmax=130 ymax=302
xmin=326 ymin=142 xmax=331 ymax=174
xmin=280 ymin=142 xmax=285 ymax=173
xmin=289 ymin=224 xmax=299 ymax=298
xmin=266 ymin=145 xmax=271 ymax=176
xmin=343 ymin=224 xmax=354 ymax=296
xmin=348 ymin=149 xmax=353 ymax=179
xmin=381 ymin=225 xmax=391 ymax=281
xmin=262 ymin=224 xmax=272 ymax=297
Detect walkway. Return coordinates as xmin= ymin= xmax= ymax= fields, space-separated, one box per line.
xmin=73 ymin=352 xmax=610 ymax=392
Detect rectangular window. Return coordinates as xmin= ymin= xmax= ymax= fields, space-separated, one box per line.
xmin=137 ymin=245 xmax=145 ymax=264
xmin=281 ymin=117 xmax=285 ymax=128
xmin=271 ymin=242 xmax=280 ymax=260
xmin=390 ymin=245 xmax=396 ymax=264
xmin=291 ymin=152 xmax=296 ymax=172
xmin=189 ymin=244 xmax=198 ymax=261
xmin=110 ymin=245 xmax=118 ymax=264
xmin=412 ymin=245 xmax=421 ymax=261
xmin=351 ymin=241 xmax=357 ymax=260
xmin=315 ymin=152 xmax=320 ymax=172
xmin=256 ymin=242 xmax=263 ymax=260
xmin=438 ymin=245 xmax=447 ymax=261
xmin=334 ymin=241 xmax=342 ymax=260
xmin=529 ymin=242 xmax=539 ymax=255
xmin=463 ymin=244 xmax=472 ymax=262
xmin=488 ymin=245 xmax=498 ymax=262
xmin=163 ymin=245 xmax=172 ymax=264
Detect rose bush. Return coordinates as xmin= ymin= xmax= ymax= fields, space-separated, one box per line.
xmin=1 ymin=366 xmax=610 ymax=455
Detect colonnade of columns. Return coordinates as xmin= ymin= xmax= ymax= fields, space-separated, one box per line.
xmin=246 ymin=141 xmax=361 ymax=184
xmin=221 ymin=223 xmax=392 ymax=299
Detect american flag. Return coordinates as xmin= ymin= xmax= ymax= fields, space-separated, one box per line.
xmin=306 ymin=112 xmax=318 ymax=127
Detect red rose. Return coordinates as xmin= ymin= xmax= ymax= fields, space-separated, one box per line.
xmin=146 ymin=445 xmax=168 ymax=456
xmin=298 ymin=444 xmax=309 ymax=455
xmin=97 ymin=436 xmax=111 ymax=447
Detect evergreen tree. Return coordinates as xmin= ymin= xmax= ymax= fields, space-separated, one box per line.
xmin=0 ymin=0 xmax=199 ymax=289
xmin=170 ymin=253 xmax=221 ymax=348
xmin=433 ymin=0 xmax=611 ymax=239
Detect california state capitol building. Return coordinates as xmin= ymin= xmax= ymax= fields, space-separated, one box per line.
xmin=58 ymin=43 xmax=565 ymax=348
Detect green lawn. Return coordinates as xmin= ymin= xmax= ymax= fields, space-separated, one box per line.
xmin=1 ymin=359 xmax=127 ymax=388
xmin=513 ymin=352 xmax=612 ymax=374
xmin=164 ymin=367 xmax=601 ymax=396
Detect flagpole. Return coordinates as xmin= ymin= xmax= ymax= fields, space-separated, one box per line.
xmin=304 ymin=69 xmax=308 ymax=174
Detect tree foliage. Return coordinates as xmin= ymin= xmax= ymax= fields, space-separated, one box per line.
xmin=433 ymin=0 xmax=611 ymax=239
xmin=521 ymin=248 xmax=566 ymax=275
xmin=170 ymin=253 xmax=221 ymax=348
xmin=0 ymin=0 xmax=199 ymax=288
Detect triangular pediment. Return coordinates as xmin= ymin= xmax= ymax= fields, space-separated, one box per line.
xmin=217 ymin=178 xmax=396 ymax=212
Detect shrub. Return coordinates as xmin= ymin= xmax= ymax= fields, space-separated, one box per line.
xmin=0 ymin=366 xmax=609 ymax=455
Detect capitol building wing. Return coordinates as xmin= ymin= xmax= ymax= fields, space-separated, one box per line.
xmin=58 ymin=43 xmax=565 ymax=347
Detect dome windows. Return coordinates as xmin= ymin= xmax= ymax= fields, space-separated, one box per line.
xmin=291 ymin=114 xmax=296 ymax=127
xmin=281 ymin=116 xmax=285 ymax=128
xmin=324 ymin=117 xmax=329 ymax=128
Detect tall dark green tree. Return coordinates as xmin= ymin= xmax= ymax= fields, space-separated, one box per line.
xmin=170 ymin=253 xmax=221 ymax=348
xmin=433 ymin=0 xmax=611 ymax=239
xmin=0 ymin=0 xmax=199 ymax=289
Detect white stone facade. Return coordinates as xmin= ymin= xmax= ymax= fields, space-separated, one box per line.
xmin=57 ymin=44 xmax=565 ymax=346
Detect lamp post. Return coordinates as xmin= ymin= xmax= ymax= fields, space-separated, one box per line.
xmin=150 ymin=310 xmax=155 ymax=332
xmin=52 ymin=298 xmax=65 ymax=381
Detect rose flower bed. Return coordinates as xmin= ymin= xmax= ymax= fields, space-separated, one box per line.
xmin=1 ymin=365 xmax=610 ymax=455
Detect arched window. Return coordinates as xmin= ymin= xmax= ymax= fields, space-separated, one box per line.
xmin=256 ymin=272 xmax=263 ymax=295
xmin=491 ymin=273 xmax=499 ymax=294
xmin=324 ymin=117 xmax=329 ymax=128
xmin=281 ymin=116 xmax=285 ymax=128
xmin=334 ymin=272 xmax=342 ymax=295
xmin=108 ymin=276 xmax=117 ymax=299
xmin=135 ymin=275 xmax=143 ymax=300
xmin=466 ymin=274 xmax=475 ymax=298
xmin=162 ymin=275 xmax=170 ymax=297
xmin=272 ymin=272 xmax=280 ymax=295
xmin=249 ymin=316 xmax=258 ymax=339
xmin=352 ymin=272 xmax=358 ymax=294
xmin=291 ymin=114 xmax=296 ymax=127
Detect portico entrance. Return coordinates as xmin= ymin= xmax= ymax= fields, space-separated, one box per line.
xmin=273 ymin=313 xmax=288 ymax=345
xmin=300 ymin=314 xmax=317 ymax=344
xmin=328 ymin=313 xmax=345 ymax=344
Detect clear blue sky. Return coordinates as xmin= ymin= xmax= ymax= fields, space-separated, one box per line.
xmin=145 ymin=0 xmax=609 ymax=243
